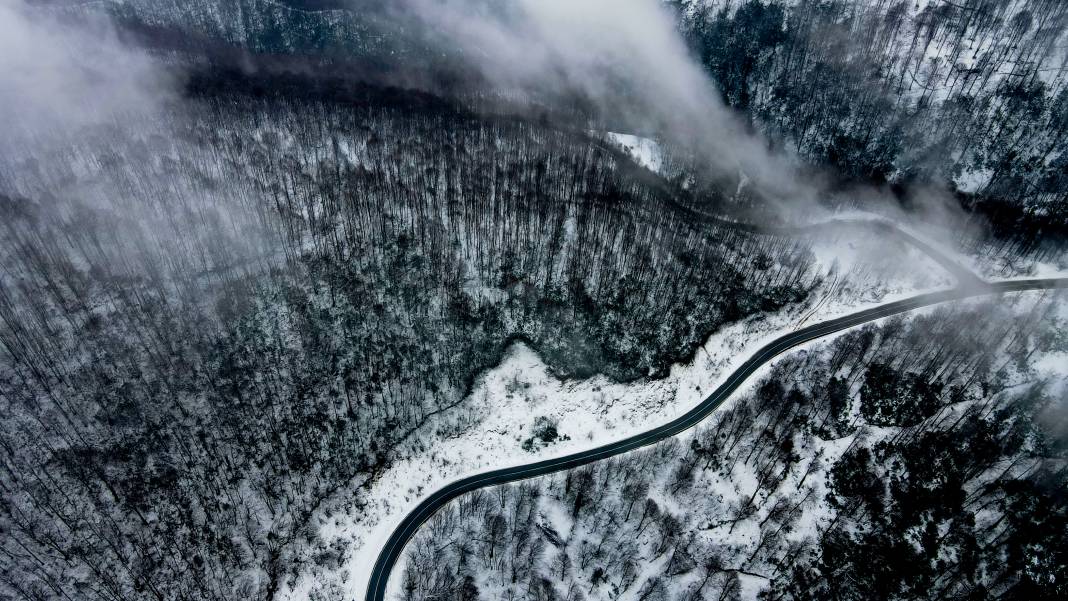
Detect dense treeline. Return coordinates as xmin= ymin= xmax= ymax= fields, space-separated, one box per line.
xmin=401 ymin=292 xmax=1068 ymax=601
xmin=674 ymin=0 xmax=1068 ymax=254
xmin=0 ymin=78 xmax=817 ymax=599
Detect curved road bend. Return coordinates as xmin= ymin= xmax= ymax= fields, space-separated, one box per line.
xmin=366 ymin=277 xmax=1068 ymax=601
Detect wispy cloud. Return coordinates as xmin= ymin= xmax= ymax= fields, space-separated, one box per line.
xmin=390 ymin=0 xmax=817 ymax=206
xmin=0 ymin=0 xmax=176 ymax=146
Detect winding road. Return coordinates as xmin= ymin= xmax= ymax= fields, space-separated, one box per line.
xmin=364 ymin=276 xmax=1068 ymax=601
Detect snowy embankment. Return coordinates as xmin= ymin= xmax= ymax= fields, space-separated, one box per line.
xmin=276 ymin=216 xmax=964 ymax=600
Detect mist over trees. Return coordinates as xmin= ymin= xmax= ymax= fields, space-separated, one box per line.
xmin=41 ymin=1 xmax=1068 ymax=244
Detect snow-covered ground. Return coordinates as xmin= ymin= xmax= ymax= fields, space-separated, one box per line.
xmin=279 ymin=220 xmax=968 ymax=600
xmin=604 ymin=132 xmax=664 ymax=173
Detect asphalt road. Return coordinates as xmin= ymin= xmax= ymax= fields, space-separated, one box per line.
xmin=365 ymin=277 xmax=1068 ymax=601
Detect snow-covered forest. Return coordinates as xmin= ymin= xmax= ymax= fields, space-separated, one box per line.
xmin=2 ymin=2 xmax=1067 ymax=601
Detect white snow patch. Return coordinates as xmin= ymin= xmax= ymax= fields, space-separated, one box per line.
xmin=604 ymin=132 xmax=664 ymax=174
xmin=954 ymin=168 xmax=992 ymax=194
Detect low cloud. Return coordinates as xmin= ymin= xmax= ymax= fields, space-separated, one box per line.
xmin=391 ymin=0 xmax=818 ymax=207
xmin=0 ymin=0 xmax=176 ymax=145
